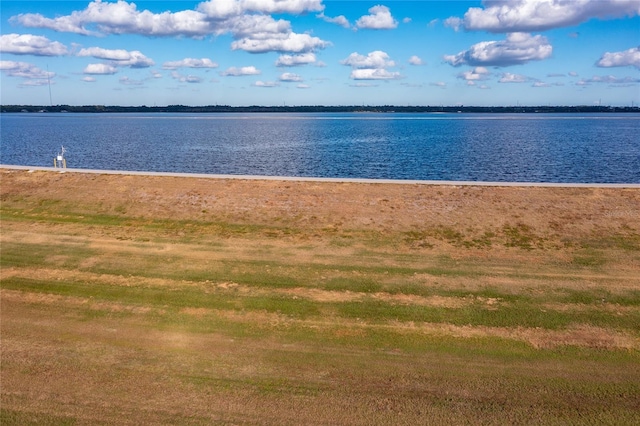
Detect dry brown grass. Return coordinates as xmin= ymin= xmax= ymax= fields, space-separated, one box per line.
xmin=2 ymin=169 xmax=639 ymax=424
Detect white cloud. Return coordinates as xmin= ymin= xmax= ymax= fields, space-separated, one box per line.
xmin=170 ymin=71 xmax=203 ymax=83
xmin=317 ymin=12 xmax=350 ymax=29
xmin=444 ymin=33 xmax=552 ymax=67
xmin=341 ymin=50 xmax=402 ymax=80
xmin=198 ymin=0 xmax=324 ymax=18
xmin=162 ymin=58 xmax=218 ymax=70
xmin=226 ymin=14 xmax=291 ymax=39
xmin=0 ymin=33 xmax=68 ymax=56
xmin=341 ymin=51 xmax=395 ymax=69
xmin=297 ymin=83 xmax=310 ymax=89
xmin=498 ymin=72 xmax=529 ymax=83
xmin=231 ymin=32 xmax=329 ymax=53
xmin=443 ymin=17 xmax=463 ymax=32
xmin=78 ymin=47 xmax=154 ymax=68
xmin=119 ymin=76 xmax=144 ymax=85
xmin=196 ymin=0 xmax=242 ymax=20
xmin=279 ymin=72 xmax=303 ymax=82
xmin=82 ymin=76 xmax=96 ymax=82
xmin=78 ymin=47 xmax=131 ymax=61
xmin=350 ymin=68 xmax=402 ymax=80
xmin=577 ymin=75 xmax=640 ymax=85
xmin=11 ymin=1 xmax=212 ymax=37
xmin=275 ymin=53 xmax=317 ymax=67
xmin=356 ymin=5 xmax=398 ymax=30
xmin=10 ymin=1 xmax=330 ymax=55
xmin=402 ymin=17 xmax=412 ymax=24
xmin=220 ymin=66 xmax=261 ymax=76
xmin=457 ymin=67 xmax=491 ymax=81
xmin=254 ymin=80 xmax=279 ymax=87
xmin=408 ymin=55 xmax=424 ymax=66
xmin=430 ymin=82 xmax=447 ymax=88
xmin=596 ymin=46 xmax=640 ymax=69
xmin=83 ymin=63 xmax=118 ymax=75
xmin=0 ymin=60 xmax=55 ymax=84
xmin=449 ymin=0 xmax=640 ymax=33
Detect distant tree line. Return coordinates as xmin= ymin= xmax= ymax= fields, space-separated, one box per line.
xmin=2 ymin=104 xmax=639 ymax=114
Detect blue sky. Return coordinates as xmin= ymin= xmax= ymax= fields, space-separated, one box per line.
xmin=1 ymin=0 xmax=639 ymax=106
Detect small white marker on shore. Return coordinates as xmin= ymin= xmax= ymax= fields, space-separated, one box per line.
xmin=53 ymin=146 xmax=67 ymax=169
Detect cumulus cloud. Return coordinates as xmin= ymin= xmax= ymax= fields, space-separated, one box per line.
xmin=162 ymin=58 xmax=218 ymax=70
xmin=231 ymin=32 xmax=328 ymax=53
xmin=78 ymin=47 xmax=155 ymax=68
xmin=0 ymin=60 xmax=54 ymax=83
xmin=596 ymin=46 xmax=640 ymax=69
xmin=220 ymin=66 xmax=261 ymax=76
xmin=498 ymin=72 xmax=530 ymax=83
xmin=254 ymin=80 xmax=279 ymax=87
xmin=83 ymin=63 xmax=118 ymax=75
xmin=457 ymin=67 xmax=491 ymax=81
xmin=341 ymin=50 xmax=402 ymax=80
xmin=0 ymin=33 xmax=68 ymax=56
xmin=275 ymin=52 xmax=317 ymax=67
xmin=408 ymin=55 xmax=424 ymax=65
xmin=443 ymin=17 xmax=463 ymax=32
xmin=356 ymin=5 xmax=398 ymax=30
xmin=444 ymin=32 xmax=552 ymax=67
xmin=317 ymin=12 xmax=350 ymax=29
xmin=10 ymin=0 xmax=330 ymax=55
xmin=11 ymin=1 xmax=212 ymax=37
xmin=170 ymin=71 xmax=203 ymax=83
xmin=341 ymin=51 xmax=395 ymax=69
xmin=350 ymin=69 xmax=401 ymax=80
xmin=447 ymin=0 xmax=640 ymax=33
xmin=279 ymin=72 xmax=303 ymax=82
xmin=82 ymin=76 xmax=96 ymax=82
xmin=198 ymin=0 xmax=324 ymax=18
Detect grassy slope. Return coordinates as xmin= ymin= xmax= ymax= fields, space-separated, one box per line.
xmin=1 ymin=170 xmax=639 ymax=424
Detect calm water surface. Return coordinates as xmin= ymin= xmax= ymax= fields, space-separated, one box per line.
xmin=1 ymin=112 xmax=639 ymax=183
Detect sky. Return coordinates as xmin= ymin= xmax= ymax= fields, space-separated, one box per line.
xmin=1 ymin=0 xmax=639 ymax=107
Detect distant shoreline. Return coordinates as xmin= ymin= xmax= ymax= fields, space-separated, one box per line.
xmin=2 ymin=105 xmax=639 ymax=114
xmin=3 ymin=165 xmax=639 ymax=188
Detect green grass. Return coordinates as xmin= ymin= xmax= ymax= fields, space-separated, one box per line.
xmin=4 ymin=274 xmax=639 ymax=333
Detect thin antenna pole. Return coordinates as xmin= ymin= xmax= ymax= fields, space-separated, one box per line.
xmin=47 ymin=65 xmax=53 ymax=106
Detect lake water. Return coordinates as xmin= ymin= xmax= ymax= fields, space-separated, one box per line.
xmin=1 ymin=112 xmax=639 ymax=183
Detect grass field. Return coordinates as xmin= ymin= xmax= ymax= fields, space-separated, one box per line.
xmin=1 ymin=169 xmax=639 ymax=424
